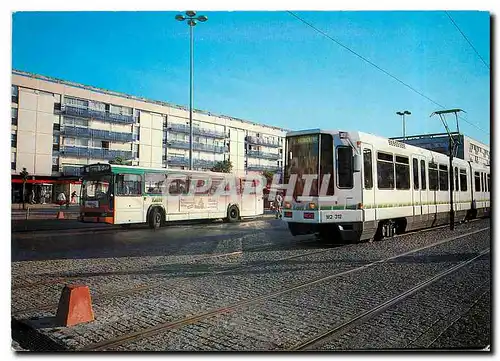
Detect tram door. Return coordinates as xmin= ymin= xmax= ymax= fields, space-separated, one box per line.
xmin=362 ymin=144 xmax=375 ymax=223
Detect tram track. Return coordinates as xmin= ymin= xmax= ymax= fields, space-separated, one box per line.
xmin=77 ymin=227 xmax=489 ymax=351
xmin=12 ymin=238 xmax=325 ymax=315
xmin=288 ymin=248 xmax=490 ymax=350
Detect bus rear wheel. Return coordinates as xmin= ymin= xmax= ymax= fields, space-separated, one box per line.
xmin=149 ymin=207 xmax=163 ymax=230
xmin=225 ymin=205 xmax=240 ymax=223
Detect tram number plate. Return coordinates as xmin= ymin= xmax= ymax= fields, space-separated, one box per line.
xmin=326 ymin=214 xmax=342 ymax=220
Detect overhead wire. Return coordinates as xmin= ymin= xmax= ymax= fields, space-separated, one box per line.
xmin=445 ymin=11 xmax=490 ymax=70
xmin=286 ymin=11 xmax=489 ymax=136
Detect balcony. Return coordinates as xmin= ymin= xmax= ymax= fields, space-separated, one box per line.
xmin=247 ymin=150 xmax=281 ymax=160
xmin=166 ymin=156 xmax=216 ymax=169
xmin=90 ymin=129 xmax=134 ymax=142
xmin=166 ymin=156 xmax=189 ymax=166
xmin=246 ymin=136 xmax=281 ymax=148
xmin=247 ymin=164 xmax=281 ymax=172
xmin=61 ymin=126 xmax=91 ymax=138
xmin=63 ymin=166 xmax=83 ymax=176
xmin=63 ymin=105 xmax=136 ymax=124
xmin=61 ymin=146 xmax=132 ymax=160
xmin=166 ymin=139 xmax=228 ymax=153
xmin=167 ymin=123 xmax=227 ymax=139
xmin=61 ymin=127 xmax=134 ymax=142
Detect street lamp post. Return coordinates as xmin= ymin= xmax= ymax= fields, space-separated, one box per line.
xmin=175 ymin=11 xmax=208 ymax=170
xmin=396 ymin=110 xmax=411 ymax=140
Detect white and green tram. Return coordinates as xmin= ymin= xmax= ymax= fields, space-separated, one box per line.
xmin=282 ymin=129 xmax=490 ymax=242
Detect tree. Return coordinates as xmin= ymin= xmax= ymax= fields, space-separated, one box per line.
xmin=19 ymin=167 xmax=29 ymax=210
xmin=210 ymin=160 xmax=233 ymax=173
xmin=109 ymin=157 xmax=131 ymax=165
xmin=262 ymin=170 xmax=275 ymax=186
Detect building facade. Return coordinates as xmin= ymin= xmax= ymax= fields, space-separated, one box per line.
xmin=390 ymin=132 xmax=490 ymax=166
xmin=11 ymin=70 xmax=287 ymax=204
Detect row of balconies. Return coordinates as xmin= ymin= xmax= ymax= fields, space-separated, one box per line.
xmin=246 ymin=135 xmax=281 ymax=148
xmin=247 ymin=149 xmax=281 ymax=160
xmin=61 ymin=146 xmax=133 ymax=160
xmin=165 ymin=139 xmax=228 ymax=153
xmin=167 ymin=123 xmax=228 ymax=139
xmin=61 ymin=126 xmax=134 ymax=142
xmin=63 ymin=105 xmax=136 ymax=124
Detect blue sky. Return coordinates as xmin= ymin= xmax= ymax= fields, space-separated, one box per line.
xmin=12 ymin=11 xmax=490 ymax=144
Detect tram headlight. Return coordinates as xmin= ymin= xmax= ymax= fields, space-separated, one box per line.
xmin=284 ymin=201 xmax=291 ymax=209
xmin=308 ymin=202 xmax=317 ymax=210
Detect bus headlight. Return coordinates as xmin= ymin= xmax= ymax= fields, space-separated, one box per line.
xmin=308 ymin=202 xmax=317 ymax=210
xmin=284 ymin=201 xmax=291 ymax=209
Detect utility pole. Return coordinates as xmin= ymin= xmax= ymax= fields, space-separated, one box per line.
xmin=430 ymin=109 xmax=464 ymax=231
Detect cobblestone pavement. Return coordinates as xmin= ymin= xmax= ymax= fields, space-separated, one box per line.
xmin=11 ymin=218 xmax=491 ymax=351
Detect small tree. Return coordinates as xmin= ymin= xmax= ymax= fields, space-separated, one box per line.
xmin=109 ymin=157 xmax=131 ymax=165
xmin=20 ymin=167 xmax=29 ymax=210
xmin=262 ymin=170 xmax=275 ymax=186
xmin=210 ymin=160 xmax=233 ymax=173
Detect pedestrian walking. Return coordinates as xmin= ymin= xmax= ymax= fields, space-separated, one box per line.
xmin=71 ymin=191 xmax=77 ymax=204
xmin=57 ymin=192 xmax=66 ymax=206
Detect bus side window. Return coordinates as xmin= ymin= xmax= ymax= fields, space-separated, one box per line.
xmin=116 ymin=174 xmax=142 ymax=196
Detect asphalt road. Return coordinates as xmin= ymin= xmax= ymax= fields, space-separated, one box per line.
xmin=11 ymin=218 xmax=491 ymax=351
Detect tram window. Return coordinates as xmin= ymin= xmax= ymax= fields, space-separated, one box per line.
xmin=429 ymin=163 xmax=438 ymax=191
xmin=439 ymin=164 xmax=448 ymax=191
xmin=116 ymin=174 xmax=142 ymax=196
xmin=337 ymin=146 xmax=353 ymax=189
xmin=320 ymin=134 xmax=335 ymax=195
xmin=412 ymin=158 xmax=419 ymax=190
xmin=377 ymin=152 xmax=394 ymax=189
xmin=460 ymin=169 xmax=467 ymax=191
xmin=363 ymin=148 xmax=373 ymax=189
xmin=487 ymin=174 xmax=491 ymax=192
xmin=474 ymin=171 xmax=480 ymax=192
xmin=420 ymin=160 xmax=426 ymax=190
xmin=454 ymin=167 xmax=459 ymax=191
xmin=395 ymin=156 xmax=410 ymax=190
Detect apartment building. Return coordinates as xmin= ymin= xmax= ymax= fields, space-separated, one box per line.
xmin=11 ymin=70 xmax=287 ymax=204
xmin=391 ymin=132 xmax=490 ymax=166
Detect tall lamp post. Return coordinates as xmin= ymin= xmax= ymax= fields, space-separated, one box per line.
xmin=175 ymin=11 xmax=208 ymax=170
xmin=396 ymin=110 xmax=411 ymax=140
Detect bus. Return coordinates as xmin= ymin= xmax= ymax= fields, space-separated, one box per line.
xmin=79 ymin=163 xmax=264 ymax=229
xmin=281 ymin=129 xmax=490 ymax=243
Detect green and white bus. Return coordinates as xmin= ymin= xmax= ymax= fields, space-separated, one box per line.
xmin=79 ymin=164 xmax=264 ymax=229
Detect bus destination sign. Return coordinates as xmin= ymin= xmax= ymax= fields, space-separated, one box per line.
xmin=82 ymin=164 xmax=112 ymax=175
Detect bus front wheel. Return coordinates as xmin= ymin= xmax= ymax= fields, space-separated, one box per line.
xmin=225 ymin=205 xmax=240 ymax=223
xmin=149 ymin=207 xmax=163 ymax=230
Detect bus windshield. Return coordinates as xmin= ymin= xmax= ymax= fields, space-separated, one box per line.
xmin=82 ymin=175 xmax=112 ymax=202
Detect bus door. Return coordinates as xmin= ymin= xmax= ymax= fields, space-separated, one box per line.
xmin=241 ymin=178 xmax=257 ymax=215
xmin=114 ymin=173 xmax=144 ymax=224
xmin=362 ymin=144 xmax=376 ymax=223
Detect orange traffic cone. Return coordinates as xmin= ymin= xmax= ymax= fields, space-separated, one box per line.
xmin=55 ymin=285 xmax=95 ymax=327
xmin=56 ymin=211 xmax=64 ymax=219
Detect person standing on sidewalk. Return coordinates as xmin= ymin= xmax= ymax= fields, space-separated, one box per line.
xmin=275 ymin=192 xmax=283 ymax=219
